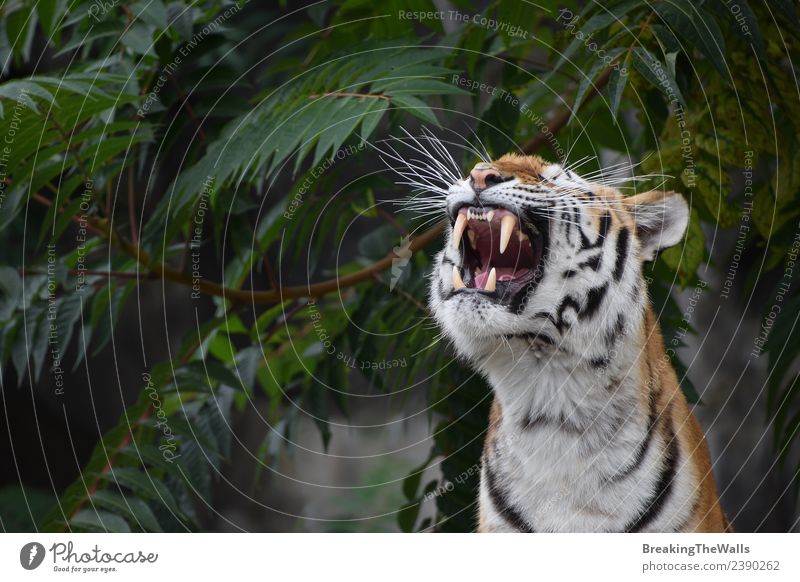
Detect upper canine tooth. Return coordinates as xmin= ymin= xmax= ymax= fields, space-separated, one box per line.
xmin=499 ymin=215 xmax=516 ymax=254
xmin=487 ymin=210 xmax=495 ymax=222
xmin=452 ymin=214 xmax=468 ymax=249
xmin=484 ymin=267 xmax=497 ymax=292
xmin=452 ymin=266 xmax=466 ymax=289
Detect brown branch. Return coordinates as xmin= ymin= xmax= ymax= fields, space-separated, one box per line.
xmin=376 ymin=207 xmax=409 ymax=236
xmin=522 ymin=65 xmax=615 ymax=155
xmin=523 ymin=15 xmax=654 ymax=156
xmin=135 ymin=221 xmax=446 ymax=304
xmin=33 ymin=194 xmax=105 ymax=237
xmin=21 ymin=268 xmax=153 ymax=279
xmin=33 ymin=62 xmax=608 ymax=307
xmin=170 ymin=76 xmax=208 ymax=142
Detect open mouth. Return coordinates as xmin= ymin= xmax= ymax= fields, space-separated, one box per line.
xmin=450 ymin=205 xmax=546 ymax=303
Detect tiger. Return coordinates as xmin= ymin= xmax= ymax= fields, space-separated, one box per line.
xmin=428 ymin=153 xmax=731 ymax=532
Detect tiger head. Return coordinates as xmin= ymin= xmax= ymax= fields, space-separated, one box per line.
xmin=429 ymin=153 xmax=689 ymax=364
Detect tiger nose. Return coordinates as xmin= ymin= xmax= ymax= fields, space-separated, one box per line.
xmin=470 ymin=167 xmax=502 ymax=193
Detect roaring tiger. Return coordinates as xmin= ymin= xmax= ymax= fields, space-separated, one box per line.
xmin=428 ymin=153 xmax=731 ymax=533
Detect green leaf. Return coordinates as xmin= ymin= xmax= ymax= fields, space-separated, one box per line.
xmin=71 ymin=509 xmax=131 ymax=533
xmin=722 ymin=0 xmax=766 ymax=61
xmin=392 ymin=94 xmax=439 ymax=125
xmin=653 ymin=2 xmax=729 ymax=81
xmin=0 ymin=266 xmax=22 ymax=320
xmin=632 ymin=47 xmax=685 ymax=107
xmin=90 ymin=490 xmax=163 ymax=532
xmin=100 ymin=468 xmax=184 ymax=518
xmin=607 ymin=67 xmax=627 ymax=120
xmin=773 ymin=0 xmax=800 ymax=28
xmin=120 ymin=22 xmax=155 ymax=55
xmin=132 ymin=0 xmax=169 ymax=29
xmin=570 ymin=49 xmax=622 ymax=124
xmin=37 ymin=0 xmax=68 ymax=45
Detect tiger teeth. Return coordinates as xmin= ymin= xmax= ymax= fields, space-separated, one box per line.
xmin=452 ymin=266 xmax=466 ymax=289
xmin=452 ymin=214 xmax=468 ymax=249
xmin=484 ymin=267 xmax=497 ymax=292
xmin=499 ymin=215 xmax=516 ymax=254
xmin=466 ymin=208 xmax=494 ymax=221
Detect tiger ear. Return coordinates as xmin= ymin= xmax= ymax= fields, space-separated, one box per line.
xmin=621 ymin=191 xmax=689 ymax=261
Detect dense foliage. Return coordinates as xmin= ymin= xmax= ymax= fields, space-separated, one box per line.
xmin=0 ymin=0 xmax=798 ymax=531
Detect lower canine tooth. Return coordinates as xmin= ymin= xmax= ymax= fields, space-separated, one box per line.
xmin=452 ymin=214 xmax=467 ymax=249
xmin=484 ymin=267 xmax=497 ymax=292
xmin=487 ymin=210 xmax=495 ymax=222
xmin=452 ymin=266 xmax=466 ymax=289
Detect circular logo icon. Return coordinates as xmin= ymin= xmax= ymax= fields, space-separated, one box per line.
xmin=20 ymin=542 xmax=46 ymax=570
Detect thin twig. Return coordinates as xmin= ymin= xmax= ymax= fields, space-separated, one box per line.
xmin=263 ymin=255 xmax=279 ymax=290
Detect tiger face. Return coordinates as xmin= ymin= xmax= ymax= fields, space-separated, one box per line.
xmin=429 ymin=153 xmax=689 ymax=363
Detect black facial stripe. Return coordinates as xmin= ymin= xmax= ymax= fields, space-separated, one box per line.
xmin=590 ymin=356 xmax=610 ymax=368
xmin=613 ymin=227 xmax=629 ymax=282
xmin=554 ymin=296 xmax=581 ymax=333
xmin=624 ymin=422 xmax=680 ymax=532
xmin=606 ymin=312 xmax=627 ymax=346
xmin=578 ymin=210 xmax=611 ymax=251
xmin=484 ymin=454 xmax=535 ymax=533
xmin=578 ymin=253 xmax=602 ymax=272
xmin=581 ymin=283 xmax=609 ymax=321
xmin=608 ymin=390 xmax=658 ymax=483
xmin=563 ymin=269 xmax=578 ymax=279
xmin=538 ymin=282 xmax=609 ymax=335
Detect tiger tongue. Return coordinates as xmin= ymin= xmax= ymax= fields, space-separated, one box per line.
xmin=474 ymin=267 xmax=529 ymax=288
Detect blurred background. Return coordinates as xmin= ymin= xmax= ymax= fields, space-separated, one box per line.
xmin=0 ymin=0 xmax=798 ymax=532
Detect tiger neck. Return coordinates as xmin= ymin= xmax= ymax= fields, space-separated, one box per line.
xmin=474 ymin=305 xmax=651 ymax=441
